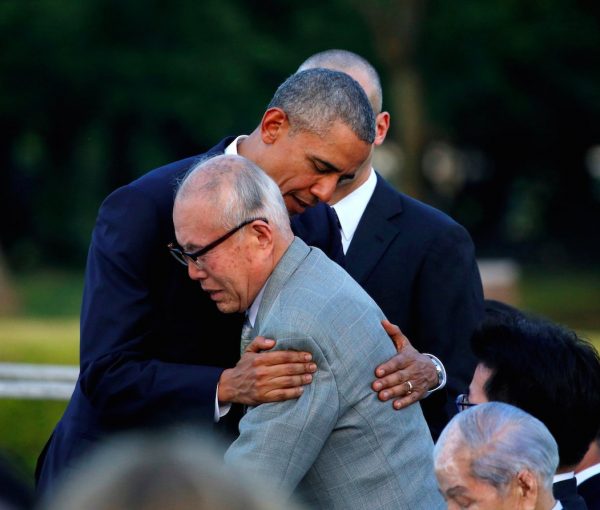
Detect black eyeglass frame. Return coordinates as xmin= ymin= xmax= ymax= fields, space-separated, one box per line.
xmin=455 ymin=393 xmax=478 ymax=413
xmin=168 ymin=217 xmax=268 ymax=268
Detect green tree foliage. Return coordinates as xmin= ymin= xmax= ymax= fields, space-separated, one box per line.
xmin=1 ymin=0 xmax=599 ymax=270
xmin=0 ymin=0 xmax=373 ymax=269
xmin=418 ymin=0 xmax=600 ymax=263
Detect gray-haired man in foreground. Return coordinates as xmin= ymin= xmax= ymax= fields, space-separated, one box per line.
xmin=172 ymin=154 xmax=443 ymax=509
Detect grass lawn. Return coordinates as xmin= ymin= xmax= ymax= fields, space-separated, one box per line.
xmin=0 ymin=318 xmax=79 ymax=363
xmin=0 ymin=317 xmax=78 ymax=481
xmin=520 ymin=267 xmax=600 ymax=330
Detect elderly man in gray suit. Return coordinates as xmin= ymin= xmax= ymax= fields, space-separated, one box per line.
xmin=172 ymin=154 xmax=443 ymax=509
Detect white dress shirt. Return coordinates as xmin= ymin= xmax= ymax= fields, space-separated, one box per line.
xmin=332 ymin=167 xmax=377 ymax=254
xmin=332 ymin=167 xmax=447 ymax=394
xmin=224 ymin=135 xmax=247 ymax=155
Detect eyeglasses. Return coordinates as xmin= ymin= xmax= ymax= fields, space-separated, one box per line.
xmin=456 ymin=393 xmax=478 ymax=413
xmin=168 ymin=217 xmax=268 ymax=269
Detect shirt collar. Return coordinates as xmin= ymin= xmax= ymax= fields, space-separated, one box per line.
xmin=332 ymin=167 xmax=377 ymax=253
xmin=246 ymin=278 xmax=269 ymax=328
xmin=224 ymin=135 xmax=248 ymax=155
xmin=553 ymin=471 xmax=576 ymax=484
xmin=576 ymin=462 xmax=600 ymax=485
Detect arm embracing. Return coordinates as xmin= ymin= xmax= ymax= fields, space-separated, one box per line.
xmin=79 ymin=185 xmax=226 ymax=425
xmin=371 ymin=223 xmax=482 ymax=410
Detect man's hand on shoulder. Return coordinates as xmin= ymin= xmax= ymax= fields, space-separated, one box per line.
xmin=372 ymin=320 xmax=441 ymax=410
xmin=218 ymin=336 xmax=317 ymax=406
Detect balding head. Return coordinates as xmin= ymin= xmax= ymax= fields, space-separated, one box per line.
xmin=175 ymin=154 xmax=292 ymax=236
xmin=172 ymin=155 xmax=293 ymax=314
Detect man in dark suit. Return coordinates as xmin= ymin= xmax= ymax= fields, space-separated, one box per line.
xmin=35 ymin=68 xmax=438 ymax=497
xmin=466 ymin=300 xmax=600 ymax=510
xmin=297 ymin=50 xmax=484 ymax=439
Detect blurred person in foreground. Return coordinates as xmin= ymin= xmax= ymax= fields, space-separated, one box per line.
xmin=461 ymin=299 xmax=600 ymax=509
xmin=37 ymin=427 xmax=304 ymax=510
xmin=575 ymin=428 xmax=600 ymax=509
xmin=36 ymin=68 xmax=440 ymax=497
xmin=297 ymin=49 xmax=484 ymax=439
xmin=434 ymin=401 xmax=561 ymax=510
xmin=172 ymin=154 xmax=444 ymax=509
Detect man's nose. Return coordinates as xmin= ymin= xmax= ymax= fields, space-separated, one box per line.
xmin=187 ymin=261 xmax=207 ymax=281
xmin=311 ymin=175 xmax=338 ymax=203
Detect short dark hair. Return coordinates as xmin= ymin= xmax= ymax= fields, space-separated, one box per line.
xmin=297 ymin=49 xmax=383 ymax=114
xmin=471 ymin=301 xmax=600 ymax=468
xmin=267 ymin=68 xmax=375 ymax=144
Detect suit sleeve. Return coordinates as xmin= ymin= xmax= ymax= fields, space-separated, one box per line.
xmin=224 ymin=335 xmax=338 ymax=494
xmin=415 ymin=223 xmax=484 ymax=401
xmin=78 ymin=185 xmax=223 ymax=427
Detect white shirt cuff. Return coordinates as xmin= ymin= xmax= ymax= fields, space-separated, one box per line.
xmin=214 ymin=384 xmax=231 ymax=422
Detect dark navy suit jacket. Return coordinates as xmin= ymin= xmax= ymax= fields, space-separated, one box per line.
xmin=554 ymin=477 xmax=589 ymax=509
xmin=300 ymin=173 xmax=484 ymax=439
xmin=35 ymin=137 xmax=343 ymax=496
xmin=578 ymin=472 xmax=600 ymax=510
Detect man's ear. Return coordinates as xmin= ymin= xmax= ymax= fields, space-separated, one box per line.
xmin=251 ymin=220 xmax=273 ymax=249
xmin=515 ymin=469 xmax=538 ymax=509
xmin=260 ymin=108 xmax=288 ymax=145
xmin=374 ymin=111 xmax=390 ymax=146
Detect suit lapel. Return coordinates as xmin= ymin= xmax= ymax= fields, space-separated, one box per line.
xmin=345 ymin=174 xmax=404 ymax=284
xmin=254 ymin=238 xmax=311 ymax=333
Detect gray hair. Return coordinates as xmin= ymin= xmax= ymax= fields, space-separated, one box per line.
xmin=40 ymin=428 xmax=306 ymax=510
xmin=434 ymin=402 xmax=559 ymax=495
xmin=298 ymin=49 xmax=383 ymax=114
xmin=267 ymin=68 xmax=375 ymax=144
xmin=176 ymin=154 xmax=292 ymax=236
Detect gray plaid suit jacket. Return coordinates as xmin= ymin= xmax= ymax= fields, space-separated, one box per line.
xmin=226 ymin=238 xmax=443 ymax=510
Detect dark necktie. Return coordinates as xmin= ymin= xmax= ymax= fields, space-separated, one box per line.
xmin=290 ymin=202 xmax=345 ymax=266
xmin=553 ymin=477 xmax=588 ymax=510
xmin=331 ymin=207 xmax=342 ymax=230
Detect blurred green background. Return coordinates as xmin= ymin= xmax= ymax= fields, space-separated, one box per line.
xmin=1 ymin=0 xmax=599 ymax=487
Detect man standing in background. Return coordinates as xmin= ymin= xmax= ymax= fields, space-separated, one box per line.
xmin=297 ymin=49 xmax=484 ymax=438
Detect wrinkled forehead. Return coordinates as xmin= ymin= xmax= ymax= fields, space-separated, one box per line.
xmin=173 ymin=194 xmax=220 ymax=235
